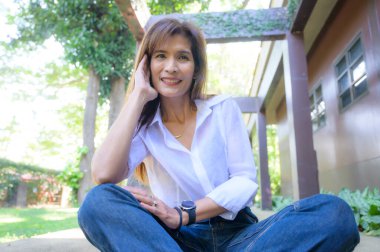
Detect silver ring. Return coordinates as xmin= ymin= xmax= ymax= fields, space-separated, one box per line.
xmin=152 ymin=200 xmax=158 ymax=207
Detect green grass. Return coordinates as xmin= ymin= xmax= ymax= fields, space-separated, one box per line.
xmin=0 ymin=207 xmax=79 ymax=243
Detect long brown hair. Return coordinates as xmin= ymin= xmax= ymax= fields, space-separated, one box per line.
xmin=127 ymin=18 xmax=208 ymax=183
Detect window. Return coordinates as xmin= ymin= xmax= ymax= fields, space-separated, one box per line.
xmin=310 ymin=84 xmax=326 ymax=131
xmin=335 ymin=38 xmax=368 ymax=109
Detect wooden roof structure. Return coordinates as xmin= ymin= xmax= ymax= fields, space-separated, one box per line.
xmin=115 ymin=0 xmax=317 ymax=42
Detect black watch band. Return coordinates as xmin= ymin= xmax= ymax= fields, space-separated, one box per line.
xmin=180 ymin=200 xmax=196 ymax=225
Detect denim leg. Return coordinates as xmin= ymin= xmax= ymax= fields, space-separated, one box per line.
xmin=78 ymin=183 xmax=182 ymax=252
xmin=172 ymin=208 xmax=258 ymax=252
xmin=227 ymin=194 xmax=360 ymax=252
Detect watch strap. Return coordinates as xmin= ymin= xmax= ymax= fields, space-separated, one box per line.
xmin=186 ymin=207 xmax=196 ymax=225
xmin=173 ymin=207 xmax=182 ymax=231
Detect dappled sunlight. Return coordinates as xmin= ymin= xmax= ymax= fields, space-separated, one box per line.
xmin=0 ymin=208 xmax=79 ymax=243
xmin=40 ymin=215 xmax=70 ymax=221
xmin=40 ymin=208 xmax=78 ymax=221
xmin=0 ymin=216 xmax=25 ymax=223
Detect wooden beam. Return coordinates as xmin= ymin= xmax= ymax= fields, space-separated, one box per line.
xmin=233 ymin=97 xmax=260 ymax=113
xmin=114 ymin=0 xmax=150 ymax=41
xmin=290 ymin=0 xmax=318 ymax=33
xmin=147 ymin=8 xmax=289 ymax=43
xmin=116 ymin=2 xmax=290 ymax=42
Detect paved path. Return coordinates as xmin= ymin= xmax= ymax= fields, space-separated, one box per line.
xmin=1 ymin=208 xmax=379 ymax=251
xmin=0 ymin=228 xmax=98 ymax=252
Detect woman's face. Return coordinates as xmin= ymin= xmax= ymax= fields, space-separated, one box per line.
xmin=150 ymin=34 xmax=195 ymax=99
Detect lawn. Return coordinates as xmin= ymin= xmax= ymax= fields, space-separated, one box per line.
xmin=0 ymin=207 xmax=79 ymax=243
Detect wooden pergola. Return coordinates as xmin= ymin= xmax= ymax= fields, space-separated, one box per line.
xmin=115 ymin=0 xmax=319 ymax=209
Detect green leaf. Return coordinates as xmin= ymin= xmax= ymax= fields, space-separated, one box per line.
xmin=9 ymin=0 xmax=136 ymax=100
xmin=369 ymin=204 xmax=380 ymax=216
xmin=363 ymin=215 xmax=380 ymax=225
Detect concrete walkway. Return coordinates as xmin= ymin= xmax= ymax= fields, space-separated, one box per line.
xmin=0 ymin=228 xmax=97 ymax=252
xmin=1 ymin=209 xmax=379 ymax=251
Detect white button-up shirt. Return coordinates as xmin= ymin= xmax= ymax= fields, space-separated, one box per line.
xmin=127 ymin=95 xmax=258 ymax=220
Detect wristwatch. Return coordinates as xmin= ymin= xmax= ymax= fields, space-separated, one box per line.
xmin=180 ymin=200 xmax=196 ymax=225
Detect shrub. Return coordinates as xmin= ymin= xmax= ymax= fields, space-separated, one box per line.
xmin=0 ymin=158 xmax=61 ymax=206
xmin=272 ymin=195 xmax=293 ymax=212
xmin=322 ymin=187 xmax=380 ymax=236
xmin=337 ymin=187 xmax=380 ymax=236
xmin=57 ymin=146 xmax=86 ymax=205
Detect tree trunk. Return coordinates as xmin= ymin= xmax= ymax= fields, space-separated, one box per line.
xmin=78 ymin=67 xmax=100 ymax=204
xmin=108 ymin=77 xmax=125 ymax=128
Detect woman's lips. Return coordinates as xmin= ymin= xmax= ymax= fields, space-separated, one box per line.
xmin=161 ymin=77 xmax=181 ymax=85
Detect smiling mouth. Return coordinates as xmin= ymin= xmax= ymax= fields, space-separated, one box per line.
xmin=161 ymin=78 xmax=181 ymax=85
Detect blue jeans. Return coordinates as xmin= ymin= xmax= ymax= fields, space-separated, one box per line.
xmin=78 ymin=184 xmax=359 ymax=251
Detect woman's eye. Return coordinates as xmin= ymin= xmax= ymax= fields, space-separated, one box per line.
xmin=178 ymin=55 xmax=189 ymax=61
xmin=155 ymin=54 xmax=165 ymax=59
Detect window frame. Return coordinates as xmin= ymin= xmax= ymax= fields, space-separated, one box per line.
xmin=334 ymin=34 xmax=369 ymax=111
xmin=309 ymin=82 xmax=326 ymax=132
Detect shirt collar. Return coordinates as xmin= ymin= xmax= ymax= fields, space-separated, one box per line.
xmin=150 ymin=104 xmax=162 ymax=126
xmin=195 ymin=95 xmax=230 ymax=127
xmin=148 ymin=94 xmax=231 ymax=127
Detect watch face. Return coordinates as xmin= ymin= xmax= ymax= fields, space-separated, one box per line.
xmin=181 ymin=200 xmax=195 ymax=210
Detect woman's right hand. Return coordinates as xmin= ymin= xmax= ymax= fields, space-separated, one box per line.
xmin=134 ymin=55 xmax=158 ymax=103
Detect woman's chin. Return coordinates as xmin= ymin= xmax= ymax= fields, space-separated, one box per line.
xmin=158 ymin=90 xmax=190 ymax=99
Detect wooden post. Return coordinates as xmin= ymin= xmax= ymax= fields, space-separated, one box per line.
xmin=257 ymin=111 xmax=272 ymax=209
xmin=16 ymin=181 xmax=28 ymax=207
xmin=282 ymin=31 xmax=319 ymax=200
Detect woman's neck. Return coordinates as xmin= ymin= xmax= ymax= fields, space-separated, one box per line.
xmin=160 ymin=96 xmax=195 ymax=124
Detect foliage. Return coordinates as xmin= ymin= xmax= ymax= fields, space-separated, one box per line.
xmin=0 ymin=158 xmax=58 ymax=176
xmin=58 ymin=103 xmax=85 ymax=138
xmin=147 ymin=0 xmax=211 ymax=14
xmin=43 ymin=62 xmax=87 ymax=90
xmin=287 ymin=0 xmax=300 ymax=25
xmin=0 ymin=168 xmax=19 ymax=205
xmin=176 ymin=8 xmax=288 ymax=40
xmin=266 ymin=125 xmax=281 ymax=196
xmin=0 ymin=158 xmax=60 ymax=206
xmin=0 ymin=54 xmax=87 ymax=169
xmin=0 ymin=207 xmax=78 ymax=243
xmin=57 ymin=147 xmax=87 ymax=202
xmin=339 ymin=187 xmax=380 ymax=236
xmin=272 ymin=195 xmax=293 ymax=212
xmin=9 ymin=0 xmax=136 ymax=101
xmin=322 ymin=187 xmax=380 ymax=236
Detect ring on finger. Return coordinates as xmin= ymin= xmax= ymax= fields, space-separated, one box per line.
xmin=152 ymin=200 xmax=158 ymax=207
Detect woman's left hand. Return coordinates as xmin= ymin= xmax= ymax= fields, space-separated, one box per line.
xmin=124 ymin=186 xmax=181 ymax=229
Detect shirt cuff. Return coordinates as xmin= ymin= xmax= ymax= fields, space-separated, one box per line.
xmin=206 ymin=176 xmax=258 ymax=220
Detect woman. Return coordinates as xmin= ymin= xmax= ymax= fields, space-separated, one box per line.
xmin=78 ymin=18 xmax=359 ymax=251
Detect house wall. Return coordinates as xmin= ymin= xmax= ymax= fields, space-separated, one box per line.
xmin=306 ymin=0 xmax=380 ymax=192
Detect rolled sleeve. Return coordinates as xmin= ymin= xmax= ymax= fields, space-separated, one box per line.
xmin=206 ymin=176 xmax=258 ymax=219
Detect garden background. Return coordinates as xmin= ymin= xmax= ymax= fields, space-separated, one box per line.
xmin=1 ymin=0 xmax=379 ymax=244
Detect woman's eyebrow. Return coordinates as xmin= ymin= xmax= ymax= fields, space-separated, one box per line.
xmin=177 ymin=50 xmax=192 ymax=55
xmin=152 ymin=49 xmax=191 ymax=54
xmin=152 ymin=49 xmax=166 ymax=54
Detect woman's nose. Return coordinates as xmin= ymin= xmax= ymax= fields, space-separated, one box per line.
xmin=164 ymin=59 xmax=178 ymax=73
